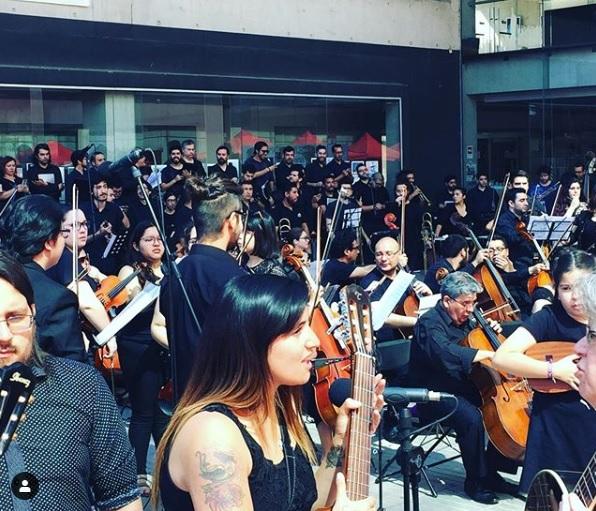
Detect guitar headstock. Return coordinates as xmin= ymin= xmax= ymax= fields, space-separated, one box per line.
xmin=339 ymin=284 xmax=375 ymax=356
xmin=0 ymin=363 xmax=35 ymax=455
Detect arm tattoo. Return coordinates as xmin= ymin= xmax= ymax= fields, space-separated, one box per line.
xmin=196 ymin=449 xmax=243 ymax=510
xmin=325 ymin=445 xmax=345 ymax=468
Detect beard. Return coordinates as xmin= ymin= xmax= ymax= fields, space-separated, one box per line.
xmin=217 ymin=158 xmax=226 ymax=165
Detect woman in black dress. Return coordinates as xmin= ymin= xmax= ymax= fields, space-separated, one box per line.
xmin=435 ymin=186 xmax=473 ymax=237
xmin=153 ymin=275 xmax=385 ymax=511
xmin=0 ymin=156 xmax=28 ymax=210
xmin=493 ymin=249 xmax=596 ymax=492
xmin=117 ymin=220 xmax=169 ymax=495
xmin=238 ymin=211 xmax=287 ymax=276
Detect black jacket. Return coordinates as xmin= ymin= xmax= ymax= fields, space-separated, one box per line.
xmin=24 ymin=261 xmax=86 ymax=362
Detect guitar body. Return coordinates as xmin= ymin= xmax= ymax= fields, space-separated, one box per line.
xmin=525 ymin=341 xmax=575 ymax=393
xmin=525 ymin=470 xmax=568 ymax=511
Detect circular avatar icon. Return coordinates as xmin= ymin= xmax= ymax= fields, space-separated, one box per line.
xmin=11 ymin=472 xmax=39 ymax=500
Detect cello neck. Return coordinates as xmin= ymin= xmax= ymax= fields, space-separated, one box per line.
xmin=472 ymin=307 xmax=502 ymax=351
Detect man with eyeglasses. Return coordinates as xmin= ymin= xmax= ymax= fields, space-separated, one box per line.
xmin=242 ymin=141 xmax=277 ymax=193
xmin=487 ymin=236 xmax=551 ymax=316
xmin=407 ymin=272 xmax=516 ymax=505
xmin=0 ymin=251 xmax=142 ymax=511
xmin=2 ymin=195 xmax=86 ymax=362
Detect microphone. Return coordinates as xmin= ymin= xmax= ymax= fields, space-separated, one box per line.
xmin=80 ymin=143 xmax=94 ymax=157
xmin=384 ymin=386 xmax=455 ymax=404
xmin=328 ymin=378 xmax=455 ymax=408
xmin=108 ymin=148 xmax=144 ymax=177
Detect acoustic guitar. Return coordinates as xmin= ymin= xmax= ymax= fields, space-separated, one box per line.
xmin=0 ymin=362 xmax=36 ymax=455
xmin=525 ymin=451 xmax=595 ymax=511
xmin=525 ymin=341 xmax=576 ymax=393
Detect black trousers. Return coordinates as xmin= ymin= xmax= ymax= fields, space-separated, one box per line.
xmin=118 ymin=338 xmax=169 ymax=475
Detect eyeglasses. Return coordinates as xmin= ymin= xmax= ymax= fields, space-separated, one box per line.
xmin=299 ymin=236 xmax=311 ymax=242
xmin=141 ymin=237 xmax=164 ymax=244
xmin=0 ymin=314 xmax=34 ymax=334
xmin=259 ymin=149 xmax=269 ymax=154
xmin=63 ymin=221 xmax=88 ymax=231
xmin=350 ymin=245 xmax=361 ymax=252
xmin=448 ymin=296 xmax=476 ymax=310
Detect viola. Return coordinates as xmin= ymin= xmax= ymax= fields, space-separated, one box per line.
xmin=515 ymin=220 xmax=554 ymax=295
xmin=95 ymin=267 xmax=143 ymax=310
xmin=282 ymin=244 xmax=351 ymax=426
xmin=94 ymin=345 xmax=122 ymax=379
xmin=461 ymin=308 xmax=532 ymax=461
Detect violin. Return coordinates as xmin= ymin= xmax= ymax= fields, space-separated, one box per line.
xmin=282 ymin=245 xmax=351 ymax=426
xmin=95 ymin=263 xmax=154 ymax=311
xmin=515 ymin=220 xmax=554 ymax=295
xmin=461 ymin=307 xmax=532 ymax=460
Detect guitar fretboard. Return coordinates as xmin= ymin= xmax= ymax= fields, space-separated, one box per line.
xmin=574 ymin=450 xmax=596 ymax=508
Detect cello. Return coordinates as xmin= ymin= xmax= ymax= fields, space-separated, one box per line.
xmin=461 ymin=307 xmax=532 ymax=460
xmin=281 ymin=245 xmax=351 ymax=426
xmin=515 ymin=220 xmax=555 ymax=295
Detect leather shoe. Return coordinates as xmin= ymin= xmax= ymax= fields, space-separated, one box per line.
xmin=484 ymin=473 xmax=519 ymax=496
xmin=464 ymin=480 xmax=499 ymax=505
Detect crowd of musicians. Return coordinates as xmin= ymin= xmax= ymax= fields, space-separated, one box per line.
xmin=0 ymin=138 xmax=594 ymax=511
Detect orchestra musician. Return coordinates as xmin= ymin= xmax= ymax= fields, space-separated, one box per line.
xmin=424 ymin=234 xmax=488 ymax=294
xmin=117 ymin=221 xmax=168 ymax=496
xmin=152 ymin=274 xmax=385 ymax=511
xmin=406 ymin=272 xmax=518 ymax=504
xmin=568 ymin=187 xmax=596 ymax=254
xmin=493 ymin=249 xmax=596 ymax=494
xmin=1 ymin=195 xmax=86 ymax=362
xmin=553 ymin=179 xmax=588 ymax=218
xmin=360 ymin=236 xmax=432 ymax=341
xmin=495 ymin=187 xmax=535 ymax=266
xmin=0 ymin=251 xmax=142 ymax=510
xmin=156 ymin=175 xmax=246 ymax=396
xmin=487 ymin=235 xmax=552 ymax=315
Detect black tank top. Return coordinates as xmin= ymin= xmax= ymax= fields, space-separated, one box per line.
xmin=159 ymin=404 xmax=318 ymax=511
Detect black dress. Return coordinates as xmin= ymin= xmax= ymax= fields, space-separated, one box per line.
xmin=160 ymin=404 xmax=318 ymax=511
xmin=519 ymin=302 xmax=596 ymax=492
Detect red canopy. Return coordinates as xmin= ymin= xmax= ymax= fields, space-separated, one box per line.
xmin=348 ymin=133 xmax=400 ymax=161
xmin=47 ymin=140 xmax=74 ymax=166
xmin=230 ymin=130 xmax=270 ymax=155
xmin=291 ymin=130 xmax=323 ymax=146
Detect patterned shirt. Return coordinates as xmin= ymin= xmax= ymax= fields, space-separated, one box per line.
xmin=0 ymin=356 xmax=139 ymax=510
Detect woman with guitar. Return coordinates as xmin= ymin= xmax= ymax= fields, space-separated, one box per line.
xmin=116 ymin=220 xmax=168 ymax=496
xmin=493 ymin=249 xmax=596 ymax=494
xmin=153 ymin=275 xmax=386 ymax=511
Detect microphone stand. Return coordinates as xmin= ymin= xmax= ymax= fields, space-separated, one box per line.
xmin=133 ymin=167 xmax=200 ymax=405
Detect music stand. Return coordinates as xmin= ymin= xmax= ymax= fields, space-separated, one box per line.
xmin=101 ymin=231 xmax=129 ymax=260
xmin=342 ymin=207 xmax=362 ymax=230
xmin=527 ymin=215 xmax=573 ymax=243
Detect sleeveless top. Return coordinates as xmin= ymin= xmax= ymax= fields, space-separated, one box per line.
xmin=160 ymin=404 xmax=318 ymax=511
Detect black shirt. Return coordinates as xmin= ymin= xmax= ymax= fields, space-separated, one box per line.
xmin=65 ymin=168 xmax=92 ymax=205
xmin=160 ymin=244 xmax=246 ymax=394
xmin=321 ymin=258 xmax=356 ymax=287
xmin=466 ymin=185 xmax=498 ymax=233
xmin=408 ymin=301 xmax=478 ymax=397
xmin=271 ymin=201 xmax=307 ymax=230
xmin=275 ymin=162 xmax=304 ymax=189
xmin=324 ymin=198 xmax=360 ymax=230
xmin=242 ymin=157 xmax=272 ymax=191
xmin=0 ymin=176 xmax=27 ymax=210
xmin=0 ymin=356 xmax=139 ymax=511
xmin=495 ymin=209 xmax=534 ymax=266
xmin=182 ymin=159 xmax=206 ymax=178
xmin=126 ymin=197 xmax=154 ymax=228
xmin=423 ymin=257 xmax=476 ymax=294
xmin=27 ymin=163 xmax=63 ymax=200
xmin=207 ymin=163 xmax=239 ymax=181
xmin=327 ymin=159 xmax=352 ymax=185
xmin=437 ymin=203 xmax=473 ymax=236
xmin=304 ymin=161 xmax=328 ymax=190
xmin=161 ymin=165 xmax=185 ymax=197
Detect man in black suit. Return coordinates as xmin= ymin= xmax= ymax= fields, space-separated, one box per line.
xmin=1 ymin=195 xmax=86 ymax=362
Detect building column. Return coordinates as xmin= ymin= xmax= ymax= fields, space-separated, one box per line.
xmin=462 ymin=93 xmax=478 ymax=187
xmin=105 ymin=92 xmax=136 ymax=160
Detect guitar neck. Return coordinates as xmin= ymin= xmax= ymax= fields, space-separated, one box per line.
xmin=345 ymin=351 xmax=375 ymax=500
xmin=573 ymin=451 xmax=596 ymax=509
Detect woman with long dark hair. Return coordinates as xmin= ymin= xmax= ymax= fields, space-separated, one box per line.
xmin=493 ymin=249 xmax=596 ymax=492
xmin=153 ymin=275 xmax=385 ymax=511
xmin=553 ymin=179 xmax=588 ymax=217
xmin=0 ymin=156 xmax=28 ymax=210
xmin=117 ymin=220 xmax=168 ymax=495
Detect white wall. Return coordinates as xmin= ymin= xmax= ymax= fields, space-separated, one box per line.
xmin=1 ymin=0 xmax=461 ymax=51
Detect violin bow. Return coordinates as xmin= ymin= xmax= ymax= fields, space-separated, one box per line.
xmin=316 ymin=205 xmax=322 ymax=283
xmin=487 ymin=172 xmax=510 ymax=248
xmin=72 ymin=184 xmax=79 ymax=297
xmin=550 ymin=185 xmax=562 ymax=217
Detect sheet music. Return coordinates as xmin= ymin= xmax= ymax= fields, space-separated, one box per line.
xmin=38 ymin=173 xmax=55 ymax=184
xmin=94 ymin=282 xmax=160 ymax=346
xmin=527 ymin=215 xmax=574 ymax=242
xmin=371 ymin=270 xmax=415 ymax=331
xmin=418 ymin=294 xmax=441 ymax=316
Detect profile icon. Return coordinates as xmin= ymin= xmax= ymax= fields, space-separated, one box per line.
xmin=11 ymin=472 xmax=39 ymax=500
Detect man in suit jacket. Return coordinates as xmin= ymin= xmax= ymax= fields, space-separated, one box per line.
xmin=2 ymin=195 xmax=86 ymax=362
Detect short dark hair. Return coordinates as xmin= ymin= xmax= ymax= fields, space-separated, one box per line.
xmin=331 ymin=144 xmax=342 ymax=153
xmin=440 ymin=234 xmax=468 ymax=258
xmin=168 ymin=140 xmax=182 ymax=153
xmin=453 ymin=186 xmax=466 ymax=196
xmin=444 ymin=174 xmax=456 ymax=184
xmin=315 ymin=145 xmax=327 ymax=153
xmin=90 ymin=151 xmax=105 ymax=165
xmin=0 ymin=250 xmax=35 ymax=307
xmin=476 ymin=171 xmax=489 ymax=180
xmin=216 ymin=145 xmax=230 ymax=155
xmin=70 ymin=150 xmax=86 ymax=167
xmin=1 ymin=195 xmax=63 ymax=262
xmin=512 ymin=170 xmax=528 ymax=179
xmin=181 ymin=139 xmax=195 ymax=150
xmin=282 ymin=146 xmax=295 ymax=154
xmin=33 ymin=143 xmax=51 ymax=163
xmin=573 ymin=162 xmax=584 ymax=169
xmin=254 ymin=141 xmax=268 ymax=153
xmin=491 ymin=235 xmax=508 ymax=248
xmin=282 ymin=182 xmax=299 ymax=194
xmin=506 ymin=187 xmax=526 ymax=205
xmin=330 ymin=228 xmax=358 ymax=259
xmin=536 ymin=165 xmax=551 ymax=177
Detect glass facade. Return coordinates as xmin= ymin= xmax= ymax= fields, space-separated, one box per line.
xmin=0 ymin=87 xmax=402 ymax=186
